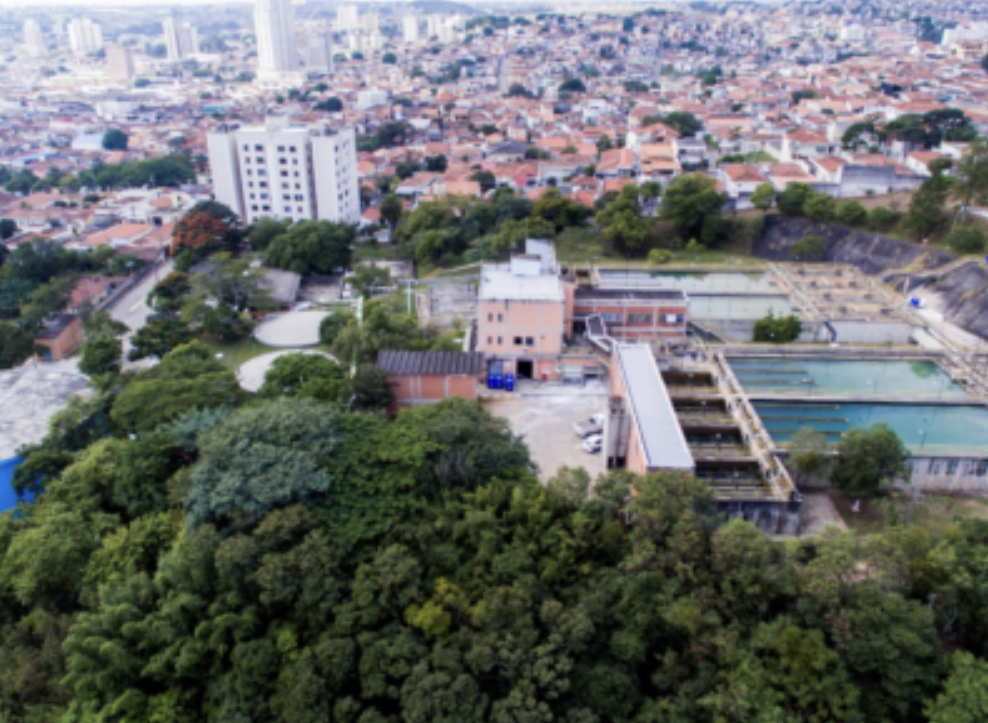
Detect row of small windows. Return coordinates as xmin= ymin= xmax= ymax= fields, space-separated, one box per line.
xmin=487 ymin=313 xmax=504 ymax=323
xmin=484 ymin=336 xmax=534 ymax=347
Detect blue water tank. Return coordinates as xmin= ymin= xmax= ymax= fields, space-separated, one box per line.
xmin=492 ymin=374 xmax=503 ymax=389
xmin=505 ymin=374 xmax=515 ymax=392
xmin=487 ymin=374 xmax=496 ymax=389
xmin=910 ymin=297 xmax=921 ymax=308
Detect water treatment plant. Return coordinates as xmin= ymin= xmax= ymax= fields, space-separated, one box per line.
xmin=409 ymin=241 xmax=988 ymax=535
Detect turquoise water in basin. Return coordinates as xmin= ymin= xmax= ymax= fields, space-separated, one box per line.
xmin=754 ymin=401 xmax=988 ymax=456
xmin=730 ymin=358 xmax=969 ymax=400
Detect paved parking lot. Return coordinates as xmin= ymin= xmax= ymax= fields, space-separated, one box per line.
xmin=483 ymin=380 xmax=609 ymax=483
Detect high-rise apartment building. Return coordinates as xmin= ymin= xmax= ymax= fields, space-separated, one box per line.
xmin=207 ymin=119 xmax=360 ymax=227
xmin=67 ymin=18 xmax=103 ymax=57
xmin=402 ymin=15 xmax=420 ymax=44
xmin=337 ymin=4 xmax=359 ymax=32
xmin=362 ymin=11 xmax=379 ymax=33
xmin=106 ymin=43 xmax=135 ymax=82
xmin=298 ymin=22 xmax=333 ymax=76
xmin=255 ymin=0 xmax=301 ymax=84
xmin=163 ymin=18 xmax=199 ymax=61
xmin=24 ymin=20 xmax=46 ymax=58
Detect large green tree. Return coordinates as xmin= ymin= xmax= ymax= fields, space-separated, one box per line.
xmin=831 ymin=423 xmax=909 ymax=498
xmin=660 ymin=173 xmax=724 ymax=240
xmin=265 ymin=220 xmax=355 ymax=275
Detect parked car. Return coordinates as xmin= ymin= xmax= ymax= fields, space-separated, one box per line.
xmin=573 ymin=413 xmax=605 ymax=438
xmin=294 ymin=302 xmax=313 ymax=311
xmin=582 ymin=434 xmax=603 ymax=453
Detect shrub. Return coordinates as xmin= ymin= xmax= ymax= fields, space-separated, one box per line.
xmin=835 ymin=199 xmax=868 ymax=227
xmin=647 ymin=249 xmax=671 ymax=265
xmin=753 ymin=311 xmax=802 ymax=343
xmin=947 ymin=227 xmax=987 ymax=255
xmin=791 ymin=235 xmax=825 ymax=261
xmin=867 ymin=206 xmax=900 ymax=232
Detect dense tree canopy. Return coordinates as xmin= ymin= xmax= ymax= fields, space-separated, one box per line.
xmin=264 ymin=220 xmax=355 ymax=275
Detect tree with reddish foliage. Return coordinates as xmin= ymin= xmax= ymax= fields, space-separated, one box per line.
xmin=171 ymin=202 xmax=241 ymax=262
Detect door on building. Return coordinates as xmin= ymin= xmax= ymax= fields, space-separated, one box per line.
xmin=517 ymin=359 xmax=534 ymax=379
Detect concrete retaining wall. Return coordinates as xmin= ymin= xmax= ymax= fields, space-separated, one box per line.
xmin=718 ymin=498 xmax=802 ymax=535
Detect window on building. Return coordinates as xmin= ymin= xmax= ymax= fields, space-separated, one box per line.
xmin=256 ymin=156 xmax=265 ymax=164
xmin=292 ymin=159 xmax=298 ymax=165
xmin=251 ymin=204 xmax=258 ymax=211
xmin=254 ymin=144 xmax=263 ymax=151
xmin=487 ymin=313 xmax=492 ymax=322
xmin=601 ymin=313 xmax=621 ymax=323
xmin=497 ymin=313 xmax=503 ymax=322
xmin=279 ymin=158 xmax=287 ymax=165
xmin=277 ymin=146 xmax=285 ymax=152
xmin=947 ymin=459 xmax=959 ymax=475
xmin=247 ymin=181 xmax=254 ymax=188
xmin=283 ymin=194 xmax=291 ymax=201
xmin=628 ymin=314 xmax=652 ymax=324
xmin=497 ymin=337 xmax=502 ymax=345
xmin=243 ymin=144 xmax=249 ymax=151
xmin=525 ymin=337 xmax=534 ymax=346
xmin=487 ymin=336 xmax=492 ymax=345
xmin=249 ymin=192 xmax=255 ymax=199
xmin=260 ymin=193 xmax=268 ymax=200
xmin=513 ymin=337 xmax=523 ymax=346
xmin=289 ymin=146 xmax=296 ymax=152
xmin=261 ymin=205 xmax=270 ymax=211
xmin=285 ymin=206 xmax=292 ymax=213
xmin=294 ymin=171 xmax=299 ymax=177
xmin=297 ymin=206 xmax=303 ymax=213
xmin=295 ymin=183 xmax=301 ymax=189
xmin=258 ymin=169 xmax=266 ymax=177
xmin=281 ymin=171 xmax=288 ymax=177
xmin=259 ymin=181 xmax=267 ymax=188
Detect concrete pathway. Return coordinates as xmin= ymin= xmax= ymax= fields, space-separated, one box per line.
xmin=253 ymin=311 xmax=329 ymax=347
xmin=237 ymin=349 xmax=336 ymax=393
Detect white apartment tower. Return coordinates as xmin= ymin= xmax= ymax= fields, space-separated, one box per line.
xmin=163 ymin=18 xmax=199 ymax=61
xmin=402 ymin=15 xmax=420 ymax=44
xmin=298 ymin=23 xmax=334 ymax=76
xmin=106 ymin=43 xmax=135 ymax=82
xmin=337 ymin=4 xmax=359 ymax=32
xmin=67 ymin=18 xmax=103 ymax=57
xmin=254 ymin=0 xmax=301 ymax=84
xmin=207 ymin=119 xmax=360 ymax=226
xmin=24 ymin=20 xmax=46 ymax=58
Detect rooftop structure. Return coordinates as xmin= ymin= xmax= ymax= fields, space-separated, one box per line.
xmin=611 ymin=343 xmax=695 ymax=473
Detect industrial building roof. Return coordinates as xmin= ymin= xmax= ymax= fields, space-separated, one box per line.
xmin=478 ymin=264 xmax=565 ymax=302
xmin=575 ymin=288 xmax=687 ymax=302
xmin=614 ymin=343 xmax=694 ymax=472
xmin=376 ymin=350 xmax=486 ymax=376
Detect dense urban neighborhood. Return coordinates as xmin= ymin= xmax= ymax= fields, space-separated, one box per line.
xmin=2 ymin=1 xmax=988 ymax=722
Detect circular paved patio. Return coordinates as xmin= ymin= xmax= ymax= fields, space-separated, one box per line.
xmin=237 ymin=350 xmax=337 ymax=393
xmin=253 ymin=311 xmax=329 ymax=347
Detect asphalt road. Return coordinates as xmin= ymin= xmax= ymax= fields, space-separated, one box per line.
xmin=111 ymin=259 xmax=174 ymax=333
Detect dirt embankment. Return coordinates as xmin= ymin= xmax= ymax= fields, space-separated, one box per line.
xmin=754 ymin=215 xmax=953 ymax=275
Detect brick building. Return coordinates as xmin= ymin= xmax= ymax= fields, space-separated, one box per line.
xmin=34 ymin=314 xmax=83 ymax=362
xmin=376 ymin=350 xmax=486 ymax=406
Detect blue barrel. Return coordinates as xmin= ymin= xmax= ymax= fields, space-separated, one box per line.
xmin=504 ymin=373 xmax=515 ymax=392
xmin=487 ymin=374 xmax=495 ymax=389
xmin=492 ymin=374 xmax=503 ymax=389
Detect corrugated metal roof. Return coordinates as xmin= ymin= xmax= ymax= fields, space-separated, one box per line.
xmin=615 ymin=343 xmax=694 ymax=471
xmin=376 ymin=350 xmax=486 ymax=376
